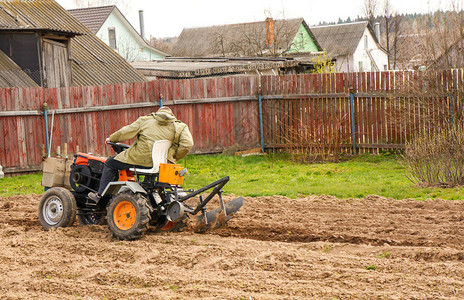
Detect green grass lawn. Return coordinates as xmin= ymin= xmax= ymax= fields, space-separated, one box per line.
xmin=1 ymin=154 xmax=463 ymax=200
xmin=0 ymin=173 xmax=44 ymax=197
xmin=181 ymin=153 xmax=464 ymax=200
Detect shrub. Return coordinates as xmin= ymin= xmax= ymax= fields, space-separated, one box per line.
xmin=279 ymin=112 xmax=348 ymax=163
xmin=393 ymin=69 xmax=464 ymax=187
xmin=404 ymin=123 xmax=464 ymax=187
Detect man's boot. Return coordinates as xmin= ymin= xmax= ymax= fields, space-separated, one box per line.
xmin=87 ymin=192 xmax=101 ymax=205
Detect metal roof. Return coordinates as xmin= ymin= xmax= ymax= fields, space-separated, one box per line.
xmin=0 ymin=49 xmax=38 ymax=87
xmin=0 ymin=0 xmax=146 ymax=86
xmin=68 ymin=5 xmax=114 ymax=34
xmin=0 ymin=0 xmax=84 ymax=35
xmin=172 ymin=18 xmax=322 ymax=57
xmin=130 ymin=57 xmax=300 ymax=79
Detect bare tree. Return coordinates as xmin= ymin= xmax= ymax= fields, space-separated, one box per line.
xmin=362 ymin=0 xmax=379 ymax=28
xmin=383 ymin=0 xmax=392 ymax=68
xmin=272 ymin=20 xmax=298 ymax=56
xmin=381 ymin=0 xmax=404 ymax=69
xmin=415 ymin=8 xmax=464 ymax=69
xmin=116 ymin=36 xmax=141 ymax=61
xmin=149 ymin=37 xmax=176 ymax=55
xmin=208 ymin=18 xmax=297 ymax=57
xmin=389 ymin=13 xmax=404 ymax=69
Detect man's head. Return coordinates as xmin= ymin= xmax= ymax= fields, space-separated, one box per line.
xmin=154 ymin=106 xmax=176 ymax=123
xmin=157 ymin=106 xmax=172 ymax=114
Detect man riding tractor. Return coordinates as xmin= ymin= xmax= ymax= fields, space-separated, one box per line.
xmin=38 ymin=106 xmax=244 ymax=240
xmin=88 ymin=106 xmax=193 ymax=204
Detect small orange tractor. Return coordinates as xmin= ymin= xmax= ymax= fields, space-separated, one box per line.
xmin=38 ymin=141 xmax=244 ymax=240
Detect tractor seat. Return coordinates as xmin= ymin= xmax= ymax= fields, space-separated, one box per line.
xmin=130 ymin=140 xmax=172 ymax=174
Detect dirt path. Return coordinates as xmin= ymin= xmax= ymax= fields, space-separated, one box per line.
xmin=0 ymin=194 xmax=463 ymax=299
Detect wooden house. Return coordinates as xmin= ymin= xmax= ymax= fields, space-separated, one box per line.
xmin=69 ymin=5 xmax=168 ymax=62
xmin=172 ymin=18 xmax=323 ymax=58
xmin=0 ymin=0 xmax=145 ymax=88
xmin=310 ymin=21 xmax=389 ymax=72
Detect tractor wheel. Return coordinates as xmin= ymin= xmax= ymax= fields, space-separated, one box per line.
xmin=78 ymin=212 xmax=106 ymax=225
xmin=38 ymin=187 xmax=77 ymax=230
xmin=106 ymin=192 xmax=151 ymax=240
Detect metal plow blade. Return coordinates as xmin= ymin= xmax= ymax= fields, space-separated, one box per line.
xmin=193 ymin=196 xmax=245 ymax=233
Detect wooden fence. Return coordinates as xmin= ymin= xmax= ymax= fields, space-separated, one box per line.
xmin=1 ymin=70 xmax=462 ymax=174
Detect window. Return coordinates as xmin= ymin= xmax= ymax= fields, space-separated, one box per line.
xmin=358 ymin=61 xmax=363 ymax=72
xmin=300 ymin=33 xmax=304 ymax=50
xmin=364 ymin=35 xmax=368 ymax=49
xmin=108 ymin=27 xmax=117 ymax=49
xmin=384 ymin=65 xmax=388 ymax=71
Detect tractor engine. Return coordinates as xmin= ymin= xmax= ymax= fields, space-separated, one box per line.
xmin=69 ymin=153 xmax=106 ymax=198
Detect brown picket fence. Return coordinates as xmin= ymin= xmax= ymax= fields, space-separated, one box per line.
xmin=1 ymin=70 xmax=462 ymax=174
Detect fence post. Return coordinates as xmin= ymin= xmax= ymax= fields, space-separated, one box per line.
xmin=42 ymin=102 xmax=50 ymax=157
xmin=449 ymin=93 xmax=454 ymax=125
xmin=258 ymin=86 xmax=264 ymax=152
xmin=349 ymin=88 xmax=357 ymax=155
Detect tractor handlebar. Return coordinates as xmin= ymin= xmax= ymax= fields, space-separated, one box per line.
xmin=106 ymin=141 xmax=130 ymax=154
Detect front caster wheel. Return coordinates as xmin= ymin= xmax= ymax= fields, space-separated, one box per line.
xmin=78 ymin=212 xmax=107 ymax=225
xmin=107 ymin=192 xmax=151 ymax=240
xmin=38 ymin=187 xmax=77 ymax=230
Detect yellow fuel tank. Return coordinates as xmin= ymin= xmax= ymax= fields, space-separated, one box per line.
xmin=158 ymin=163 xmax=184 ymax=185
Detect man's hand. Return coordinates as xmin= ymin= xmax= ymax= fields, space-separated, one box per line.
xmin=105 ymin=137 xmax=111 ymax=144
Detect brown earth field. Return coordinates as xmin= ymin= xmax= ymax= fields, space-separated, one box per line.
xmin=0 ymin=193 xmax=464 ymax=299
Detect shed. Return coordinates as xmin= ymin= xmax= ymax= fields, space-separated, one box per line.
xmin=130 ymin=57 xmax=301 ymax=80
xmin=0 ymin=49 xmax=39 ymax=87
xmin=0 ymin=0 xmax=146 ymax=87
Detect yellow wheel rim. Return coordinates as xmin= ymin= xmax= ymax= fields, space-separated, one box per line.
xmin=113 ymin=200 xmax=136 ymax=230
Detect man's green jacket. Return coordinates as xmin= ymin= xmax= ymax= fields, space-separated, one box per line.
xmin=109 ymin=110 xmax=194 ymax=167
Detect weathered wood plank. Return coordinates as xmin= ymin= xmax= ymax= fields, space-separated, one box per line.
xmin=3 ymin=71 xmax=464 ymax=172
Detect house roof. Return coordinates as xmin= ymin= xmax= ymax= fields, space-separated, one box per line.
xmin=0 ymin=0 xmax=146 ymax=86
xmin=69 ymin=5 xmax=169 ymax=58
xmin=68 ymin=5 xmax=114 ymax=34
xmin=310 ymin=21 xmax=384 ymax=58
xmin=0 ymin=49 xmax=38 ymax=87
xmin=130 ymin=57 xmax=300 ymax=79
xmin=0 ymin=0 xmax=83 ymax=35
xmin=172 ymin=18 xmax=322 ymax=57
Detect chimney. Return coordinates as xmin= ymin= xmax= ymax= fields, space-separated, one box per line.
xmin=265 ymin=17 xmax=275 ymax=47
xmin=374 ymin=22 xmax=380 ymax=42
xmin=139 ymin=10 xmax=145 ymax=40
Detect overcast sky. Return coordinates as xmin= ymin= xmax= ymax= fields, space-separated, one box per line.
xmin=56 ymin=0 xmax=452 ymax=38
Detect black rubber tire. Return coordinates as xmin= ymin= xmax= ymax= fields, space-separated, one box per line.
xmin=38 ymin=187 xmax=77 ymax=230
xmin=78 ymin=212 xmax=107 ymax=225
xmin=106 ymin=192 xmax=151 ymax=240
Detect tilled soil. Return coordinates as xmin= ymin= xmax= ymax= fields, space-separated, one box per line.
xmin=0 ymin=193 xmax=463 ymax=299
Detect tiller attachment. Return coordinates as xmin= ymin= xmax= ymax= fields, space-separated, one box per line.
xmin=173 ymin=176 xmax=244 ymax=232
